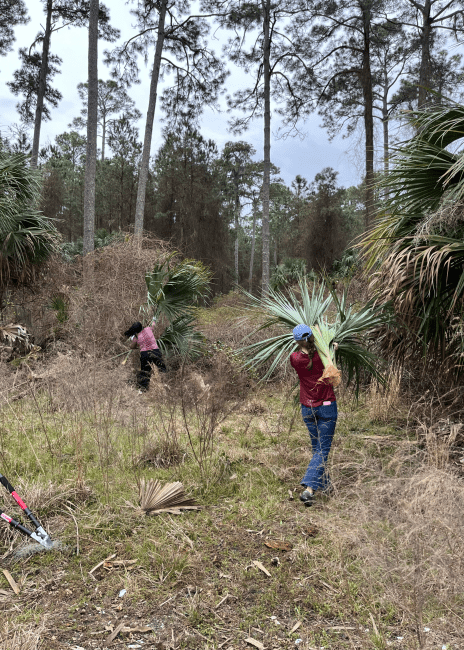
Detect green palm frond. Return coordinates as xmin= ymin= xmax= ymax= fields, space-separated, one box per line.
xmin=146 ymin=256 xmax=212 ymax=323
xmin=362 ymin=104 xmax=464 ymax=271
xmin=157 ymin=314 xmax=206 ymax=360
xmin=407 ymin=104 xmax=464 ymax=149
xmin=0 ymin=152 xmax=59 ymax=300
xmin=360 ymin=103 xmax=464 ymax=367
xmin=141 ymin=255 xmax=212 ymax=362
xmin=242 ymin=282 xmax=332 ymax=333
xmin=239 ymin=279 xmax=388 ymax=393
xmin=0 ymin=153 xmax=41 ymax=230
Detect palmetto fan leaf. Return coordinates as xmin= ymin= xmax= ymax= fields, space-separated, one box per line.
xmin=145 ymin=256 xmax=212 ymax=323
xmin=0 ymin=152 xmax=59 ymax=304
xmin=142 ymin=256 xmax=211 ymax=360
xmin=407 ymin=104 xmax=464 ymax=149
xmin=157 ymin=314 xmax=206 ymax=360
xmin=360 ymin=103 xmax=464 ymax=367
xmin=363 ymin=104 xmax=464 ymax=271
xmin=240 ymin=280 xmax=388 ymax=392
xmin=0 ymin=153 xmax=41 ymax=230
xmin=371 ymin=235 xmax=464 ymax=356
xmin=243 ymin=282 xmax=332 ymax=332
xmin=139 ymin=479 xmax=198 ymax=515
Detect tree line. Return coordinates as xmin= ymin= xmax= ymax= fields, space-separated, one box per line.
xmin=1 ymin=117 xmax=364 ymax=293
xmin=1 ymin=0 xmax=464 ymax=292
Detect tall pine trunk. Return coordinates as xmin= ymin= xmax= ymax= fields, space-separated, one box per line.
xmin=234 ymin=193 xmax=240 ymax=282
xmin=134 ymin=0 xmax=168 ymax=239
xmin=381 ymin=63 xmax=390 ymax=174
xmin=31 ymin=0 xmax=52 ymax=168
xmin=248 ymin=197 xmax=257 ymax=292
xmin=418 ymin=0 xmax=432 ymax=108
xmin=261 ymin=0 xmax=271 ymax=293
xmin=83 ymin=0 xmax=99 ymax=258
xmin=382 ymin=68 xmax=389 ymax=199
xmin=361 ymin=0 xmax=374 ymax=230
xmin=102 ymin=114 xmax=106 ymax=160
xmin=233 ymin=166 xmax=242 ymax=282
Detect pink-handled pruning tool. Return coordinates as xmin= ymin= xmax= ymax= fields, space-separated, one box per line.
xmin=0 ymin=473 xmax=53 ymax=549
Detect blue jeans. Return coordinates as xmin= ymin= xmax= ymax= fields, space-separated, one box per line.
xmin=301 ymin=402 xmax=338 ymax=491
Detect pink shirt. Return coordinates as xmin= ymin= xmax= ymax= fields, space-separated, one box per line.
xmin=136 ymin=327 xmax=159 ymax=352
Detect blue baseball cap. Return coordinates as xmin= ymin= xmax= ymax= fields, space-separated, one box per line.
xmin=293 ymin=324 xmax=312 ymax=341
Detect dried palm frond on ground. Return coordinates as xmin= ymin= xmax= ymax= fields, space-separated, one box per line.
xmin=138 ymin=479 xmax=199 ymax=515
xmin=0 ymin=323 xmax=38 ymax=362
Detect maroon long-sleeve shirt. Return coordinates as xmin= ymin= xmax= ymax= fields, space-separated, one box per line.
xmin=290 ymin=350 xmax=336 ymax=407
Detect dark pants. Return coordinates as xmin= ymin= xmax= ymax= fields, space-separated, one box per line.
xmin=137 ymin=349 xmax=167 ymax=390
xmin=300 ymin=401 xmax=338 ymax=491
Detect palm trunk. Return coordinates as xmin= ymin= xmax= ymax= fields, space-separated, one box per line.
xmin=31 ymin=0 xmax=52 ymax=168
xmin=361 ymin=0 xmax=374 ymax=230
xmin=418 ymin=0 xmax=432 ymax=109
xmin=83 ymin=0 xmax=99 ymax=258
xmin=248 ymin=198 xmax=257 ymax=292
xmin=261 ymin=0 xmax=271 ymax=293
xmin=134 ymin=0 xmax=168 ymax=239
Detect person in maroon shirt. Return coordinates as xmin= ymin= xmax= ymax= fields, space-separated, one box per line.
xmin=290 ymin=323 xmax=338 ymax=507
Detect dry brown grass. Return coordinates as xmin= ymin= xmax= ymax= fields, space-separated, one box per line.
xmin=367 ymin=365 xmax=404 ymax=422
xmin=0 ymin=620 xmax=46 ymax=650
xmin=286 ymin=423 xmax=464 ymax=648
xmin=4 ymin=235 xmax=172 ymax=355
xmin=349 ymin=466 xmax=464 ymax=648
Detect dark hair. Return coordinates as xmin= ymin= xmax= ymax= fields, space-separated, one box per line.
xmin=297 ymin=334 xmax=316 ymax=369
xmin=124 ymin=322 xmax=143 ymax=337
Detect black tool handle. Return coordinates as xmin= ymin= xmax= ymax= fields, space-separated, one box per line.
xmin=0 ymin=473 xmax=14 ymax=494
xmin=0 ymin=473 xmax=42 ymax=529
xmin=0 ymin=510 xmax=34 ymax=538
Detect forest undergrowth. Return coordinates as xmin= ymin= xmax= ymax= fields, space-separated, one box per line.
xmin=0 ymin=256 xmax=463 ymax=650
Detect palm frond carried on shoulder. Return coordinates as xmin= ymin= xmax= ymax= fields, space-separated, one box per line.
xmin=239 ymin=279 xmax=389 ymax=394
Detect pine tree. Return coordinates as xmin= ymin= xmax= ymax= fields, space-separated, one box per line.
xmin=289 ymin=0 xmax=387 ymax=229
xmin=7 ymin=47 xmax=62 ymax=124
xmin=391 ymin=46 xmax=464 ymax=112
xmin=83 ymin=0 xmax=99 ymax=260
xmin=400 ymin=0 xmax=464 ymax=108
xmin=204 ymin=0 xmax=306 ymax=292
xmin=70 ymin=80 xmax=141 ymax=160
xmin=0 ymin=0 xmax=28 ymax=62
xmin=107 ymin=0 xmax=227 ymax=239
xmin=218 ymin=141 xmax=259 ymax=283
xmin=150 ymin=125 xmax=230 ymax=292
xmin=10 ymin=0 xmax=118 ymax=168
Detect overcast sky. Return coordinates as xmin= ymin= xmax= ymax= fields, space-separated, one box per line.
xmin=0 ymin=1 xmax=362 ymax=189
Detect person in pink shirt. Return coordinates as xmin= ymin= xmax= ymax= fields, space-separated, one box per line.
xmin=124 ymin=321 xmax=167 ymax=391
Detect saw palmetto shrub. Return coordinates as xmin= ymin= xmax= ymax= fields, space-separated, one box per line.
xmin=361 ymin=105 xmax=464 ymax=376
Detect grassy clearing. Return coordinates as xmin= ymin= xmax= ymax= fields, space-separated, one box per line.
xmin=0 ymin=355 xmax=463 ymax=650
